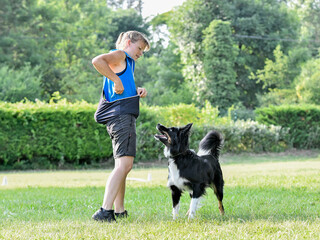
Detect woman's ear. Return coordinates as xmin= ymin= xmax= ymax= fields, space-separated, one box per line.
xmin=125 ymin=39 xmax=131 ymax=48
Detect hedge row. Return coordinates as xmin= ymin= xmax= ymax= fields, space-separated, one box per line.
xmin=0 ymin=100 xmax=292 ymax=169
xmin=0 ymin=100 xmax=112 ymax=169
xmin=255 ymin=105 xmax=320 ymax=149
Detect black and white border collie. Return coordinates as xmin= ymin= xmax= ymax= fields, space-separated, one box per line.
xmin=154 ymin=123 xmax=225 ymax=220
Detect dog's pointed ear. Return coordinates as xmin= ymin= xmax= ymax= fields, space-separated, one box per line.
xmin=182 ymin=123 xmax=193 ymax=134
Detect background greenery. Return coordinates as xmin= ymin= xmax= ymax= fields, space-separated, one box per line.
xmin=1 ymin=99 xmax=319 ymax=170
xmin=256 ymin=104 xmax=320 ymax=148
xmin=1 ymin=0 xmax=319 ymax=109
xmin=0 ymin=0 xmax=319 ymax=169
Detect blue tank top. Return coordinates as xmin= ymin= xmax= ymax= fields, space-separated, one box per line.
xmin=103 ymin=50 xmax=137 ymax=102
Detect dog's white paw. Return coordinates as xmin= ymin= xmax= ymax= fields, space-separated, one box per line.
xmin=172 ymin=203 xmax=180 ymax=220
xmin=187 ymin=198 xmax=200 ymax=220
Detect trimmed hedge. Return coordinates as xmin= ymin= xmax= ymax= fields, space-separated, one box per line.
xmin=1 ymin=100 xmax=290 ymax=169
xmin=0 ymin=100 xmax=112 ymax=169
xmin=255 ymin=105 xmax=320 ymax=149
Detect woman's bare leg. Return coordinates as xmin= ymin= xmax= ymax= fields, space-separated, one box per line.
xmin=102 ymin=156 xmax=133 ymax=210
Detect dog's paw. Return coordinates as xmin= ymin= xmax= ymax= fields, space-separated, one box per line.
xmin=172 ymin=204 xmax=180 ymax=220
xmin=172 ymin=211 xmax=178 ymax=220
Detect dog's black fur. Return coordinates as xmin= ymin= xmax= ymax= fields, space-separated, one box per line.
xmin=154 ymin=123 xmax=224 ymax=219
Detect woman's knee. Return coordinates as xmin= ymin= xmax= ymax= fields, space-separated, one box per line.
xmin=123 ymin=161 xmax=133 ymax=174
xmin=116 ymin=156 xmax=134 ymax=174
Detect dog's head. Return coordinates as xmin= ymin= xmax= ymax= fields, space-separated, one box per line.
xmin=154 ymin=123 xmax=193 ymax=157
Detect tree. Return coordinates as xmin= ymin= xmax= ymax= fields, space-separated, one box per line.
xmin=253 ymin=45 xmax=312 ymax=106
xmin=106 ymin=0 xmax=143 ymax=15
xmin=254 ymin=45 xmax=291 ymax=90
xmin=135 ymin=41 xmax=192 ymax=106
xmin=168 ymin=0 xmax=300 ymax=108
xmin=300 ymin=0 xmax=320 ymax=56
xmin=295 ymin=57 xmax=320 ymax=104
xmin=253 ymin=45 xmax=312 ymax=89
xmin=107 ymin=8 xmax=149 ymax=46
xmin=0 ymin=0 xmax=46 ymax=68
xmin=0 ymin=0 xmax=150 ymax=103
xmin=285 ymin=0 xmax=320 ymax=56
xmin=0 ymin=64 xmax=43 ymax=102
xmin=202 ymin=20 xmax=239 ymax=111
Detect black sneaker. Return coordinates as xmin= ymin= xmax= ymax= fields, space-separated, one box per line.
xmin=115 ymin=210 xmax=128 ymax=218
xmin=92 ymin=208 xmax=116 ymax=222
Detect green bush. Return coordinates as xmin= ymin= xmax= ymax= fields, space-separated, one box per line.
xmin=0 ymin=100 xmax=291 ymax=169
xmin=187 ymin=121 xmax=288 ymax=155
xmin=0 ymin=100 xmax=112 ymax=169
xmin=255 ymin=105 xmax=320 ymax=149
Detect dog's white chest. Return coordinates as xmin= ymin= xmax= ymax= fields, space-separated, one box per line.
xmin=167 ymin=159 xmax=190 ymax=190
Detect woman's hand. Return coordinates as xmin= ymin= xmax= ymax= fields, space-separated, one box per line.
xmin=114 ymin=79 xmax=124 ymax=94
xmin=137 ymin=87 xmax=147 ymax=98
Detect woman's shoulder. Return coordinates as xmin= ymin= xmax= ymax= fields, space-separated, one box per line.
xmin=111 ymin=49 xmax=134 ymax=61
xmin=97 ymin=50 xmax=126 ymax=66
xmin=108 ymin=49 xmax=127 ymax=59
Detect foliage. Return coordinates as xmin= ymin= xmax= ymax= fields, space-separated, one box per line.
xmin=0 ymin=0 xmax=149 ymax=103
xmin=216 ymin=120 xmax=289 ymax=153
xmin=257 ymin=88 xmax=299 ymax=107
xmin=135 ymin=41 xmax=192 ymax=106
xmin=0 ymin=0 xmax=319 ymax=110
xmin=106 ymin=0 xmax=143 ymax=15
xmin=286 ymin=46 xmax=312 ymax=83
xmin=252 ymin=44 xmax=312 ymax=89
xmin=0 ymin=0 xmax=45 ymax=68
xmin=253 ymin=45 xmax=291 ymax=89
xmin=0 ymin=64 xmax=44 ymax=102
xmin=256 ymin=104 xmax=320 ymax=148
xmin=253 ymin=46 xmax=314 ymax=106
xmin=143 ymin=102 xmax=222 ymax=127
xmin=0 ymin=99 xmax=112 ymax=168
xmin=168 ymin=0 xmax=300 ymax=108
xmin=290 ymin=0 xmax=320 ymax=56
xmin=295 ymin=57 xmax=320 ymax=105
xmin=0 ymin=100 xmax=291 ymax=169
xmin=202 ymin=20 xmax=239 ymax=111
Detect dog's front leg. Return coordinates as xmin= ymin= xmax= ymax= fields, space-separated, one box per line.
xmin=188 ymin=185 xmax=204 ymax=220
xmin=170 ymin=185 xmax=182 ymax=220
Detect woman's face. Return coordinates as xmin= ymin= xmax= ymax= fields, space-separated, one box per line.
xmin=124 ymin=40 xmax=147 ymax=61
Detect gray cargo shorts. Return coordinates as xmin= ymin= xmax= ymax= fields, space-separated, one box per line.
xmin=106 ymin=114 xmax=136 ymax=159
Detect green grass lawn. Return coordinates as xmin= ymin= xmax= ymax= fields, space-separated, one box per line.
xmin=1 ymin=153 xmax=319 ymax=239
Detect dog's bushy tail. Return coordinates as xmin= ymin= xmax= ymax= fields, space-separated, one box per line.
xmin=198 ymin=131 xmax=223 ymax=159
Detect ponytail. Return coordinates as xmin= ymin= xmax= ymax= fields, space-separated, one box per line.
xmin=116 ymin=32 xmax=125 ymax=49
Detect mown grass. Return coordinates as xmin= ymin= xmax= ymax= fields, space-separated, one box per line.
xmin=0 ymin=153 xmax=319 ymax=239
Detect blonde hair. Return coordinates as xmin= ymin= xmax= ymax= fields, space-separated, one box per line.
xmin=116 ymin=31 xmax=150 ymax=52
